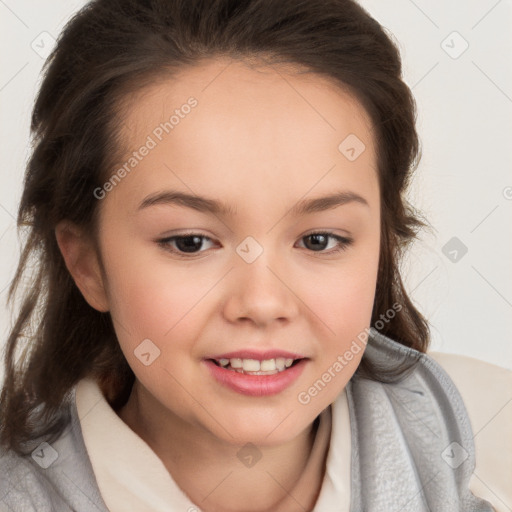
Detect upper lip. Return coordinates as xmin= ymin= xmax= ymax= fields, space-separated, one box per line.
xmin=206 ymin=349 xmax=308 ymax=361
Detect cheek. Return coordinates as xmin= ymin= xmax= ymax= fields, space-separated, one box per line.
xmin=103 ymin=257 xmax=207 ymax=391
xmin=311 ymin=271 xmax=375 ymax=370
xmin=299 ymin=235 xmax=379 ymax=398
xmin=102 ymin=245 xmax=208 ymax=344
xmin=298 ymin=274 xmax=376 ymax=408
xmin=307 ymin=240 xmax=379 ymax=336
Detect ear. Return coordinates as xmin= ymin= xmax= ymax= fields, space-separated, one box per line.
xmin=55 ymin=220 xmax=109 ymax=312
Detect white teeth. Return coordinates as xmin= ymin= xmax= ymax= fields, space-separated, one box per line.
xmin=260 ymin=359 xmax=277 ymax=371
xmin=214 ymin=356 xmax=300 ymax=373
xmin=246 ymin=369 xmax=280 ymax=375
xmin=242 ymin=359 xmax=260 ymax=372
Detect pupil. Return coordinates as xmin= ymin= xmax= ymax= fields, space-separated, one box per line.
xmin=177 ymin=236 xmax=203 ymax=253
xmin=306 ymin=234 xmax=327 ymax=251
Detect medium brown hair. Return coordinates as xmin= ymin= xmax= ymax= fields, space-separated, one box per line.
xmin=1 ymin=0 xmax=430 ymax=455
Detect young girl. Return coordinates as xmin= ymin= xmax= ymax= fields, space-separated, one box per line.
xmin=0 ymin=0 xmax=510 ymax=511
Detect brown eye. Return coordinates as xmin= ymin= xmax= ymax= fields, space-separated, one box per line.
xmin=298 ymin=232 xmax=353 ymax=254
xmin=157 ymin=233 xmax=216 ymax=256
xmin=172 ymin=235 xmax=205 ymax=253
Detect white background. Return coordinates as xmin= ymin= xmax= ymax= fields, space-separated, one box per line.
xmin=1 ymin=0 xmax=511 ymax=386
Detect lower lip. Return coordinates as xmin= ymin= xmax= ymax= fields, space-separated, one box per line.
xmin=204 ymin=359 xmax=308 ymax=397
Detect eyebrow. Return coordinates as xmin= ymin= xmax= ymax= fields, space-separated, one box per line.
xmin=137 ymin=189 xmax=369 ymax=216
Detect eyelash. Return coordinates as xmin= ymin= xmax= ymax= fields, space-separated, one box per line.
xmin=156 ymin=231 xmax=353 ymax=258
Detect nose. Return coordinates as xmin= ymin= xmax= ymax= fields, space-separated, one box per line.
xmin=222 ymin=250 xmax=300 ymax=328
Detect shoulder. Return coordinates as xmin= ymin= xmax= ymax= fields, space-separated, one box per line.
xmin=427 ymin=351 xmax=512 ymax=512
xmin=0 ymin=395 xmax=109 ymax=512
xmin=0 ymin=444 xmax=60 ymax=512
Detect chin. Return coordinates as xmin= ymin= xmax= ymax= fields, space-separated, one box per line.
xmin=210 ymin=414 xmax=309 ymax=447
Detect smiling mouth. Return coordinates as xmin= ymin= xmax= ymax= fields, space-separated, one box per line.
xmin=208 ymin=358 xmax=304 ymax=375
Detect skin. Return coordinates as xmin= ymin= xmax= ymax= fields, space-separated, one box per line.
xmin=56 ymin=57 xmax=381 ymax=512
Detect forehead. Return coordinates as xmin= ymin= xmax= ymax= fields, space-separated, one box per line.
xmin=118 ymin=57 xmax=375 ymax=147
xmin=107 ymin=57 xmax=378 ymax=213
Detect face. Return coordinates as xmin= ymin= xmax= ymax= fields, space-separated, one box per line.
xmin=92 ymin=58 xmax=380 ymax=446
